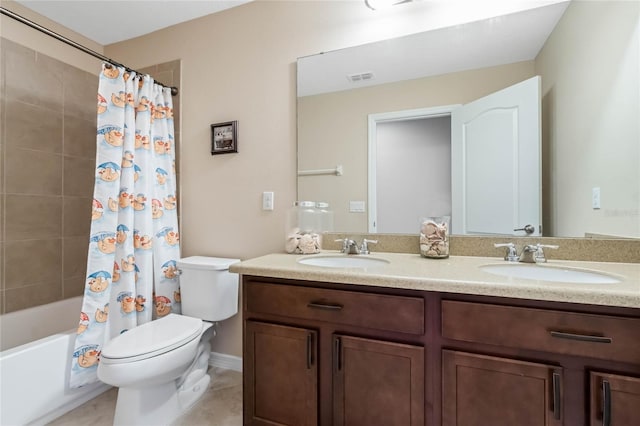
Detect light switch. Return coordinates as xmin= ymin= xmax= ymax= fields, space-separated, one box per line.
xmin=262 ymin=191 xmax=274 ymax=210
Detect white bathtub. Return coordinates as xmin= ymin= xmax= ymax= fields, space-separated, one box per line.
xmin=0 ymin=298 xmax=111 ymax=425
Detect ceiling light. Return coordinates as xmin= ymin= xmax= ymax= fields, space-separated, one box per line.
xmin=365 ymin=0 xmax=412 ymax=11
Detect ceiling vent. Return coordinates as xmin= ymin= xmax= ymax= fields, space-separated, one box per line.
xmin=347 ymin=72 xmax=375 ymax=83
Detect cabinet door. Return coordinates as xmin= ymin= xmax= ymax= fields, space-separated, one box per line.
xmin=333 ymin=334 xmax=424 ymax=426
xmin=443 ymin=350 xmax=563 ymax=426
xmin=244 ymin=321 xmax=318 ymax=426
xmin=590 ymin=372 xmax=640 ymax=426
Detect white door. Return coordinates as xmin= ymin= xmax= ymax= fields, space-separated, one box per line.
xmin=451 ymin=76 xmax=541 ymax=236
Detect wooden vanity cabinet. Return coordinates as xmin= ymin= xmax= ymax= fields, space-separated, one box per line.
xmin=243 ymin=277 xmax=426 ymax=426
xmin=442 ymin=300 xmax=640 ymax=426
xmin=244 ymin=321 xmax=318 ymax=426
xmin=442 ymin=350 xmax=563 ymax=426
xmin=333 ymin=334 xmax=424 ymax=426
xmin=589 ymin=372 xmax=640 ymax=426
xmin=242 ymin=275 xmax=640 ymax=426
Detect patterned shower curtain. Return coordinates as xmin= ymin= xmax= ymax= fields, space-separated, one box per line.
xmin=70 ymin=64 xmax=181 ymax=388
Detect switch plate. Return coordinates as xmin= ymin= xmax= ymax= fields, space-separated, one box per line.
xmin=592 ymin=187 xmax=601 ymax=209
xmin=349 ymin=201 xmax=366 ymax=213
xmin=262 ymin=191 xmax=274 ymax=210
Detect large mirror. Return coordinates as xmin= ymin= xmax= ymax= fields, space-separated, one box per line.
xmin=297 ymin=1 xmax=639 ymax=239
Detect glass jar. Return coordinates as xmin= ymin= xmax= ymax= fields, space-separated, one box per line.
xmin=420 ymin=216 xmax=450 ymax=258
xmin=314 ymin=202 xmax=334 ymax=249
xmin=285 ymin=201 xmax=320 ymax=254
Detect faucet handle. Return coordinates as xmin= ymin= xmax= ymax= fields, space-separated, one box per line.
xmin=494 ymin=243 xmax=519 ymax=262
xmin=360 ymin=239 xmax=378 ymax=254
xmin=533 ymin=244 xmax=558 ymax=263
xmin=334 ymin=238 xmax=349 ymax=253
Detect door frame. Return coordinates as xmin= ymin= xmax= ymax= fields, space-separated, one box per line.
xmin=367 ymin=105 xmax=460 ymax=233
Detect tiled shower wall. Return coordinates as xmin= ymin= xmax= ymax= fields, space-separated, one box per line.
xmin=0 ymin=38 xmax=181 ymax=314
xmin=0 ymin=38 xmax=97 ymax=313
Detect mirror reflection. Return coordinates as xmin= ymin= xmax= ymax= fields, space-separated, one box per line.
xmin=297 ymin=1 xmax=639 ymax=239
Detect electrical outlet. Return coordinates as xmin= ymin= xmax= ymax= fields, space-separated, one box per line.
xmin=592 ymin=187 xmax=601 ymax=209
xmin=262 ymin=191 xmax=274 ymax=210
xmin=349 ymin=201 xmax=366 ymax=213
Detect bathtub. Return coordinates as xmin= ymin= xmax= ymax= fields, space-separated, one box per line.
xmin=0 ymin=297 xmax=111 ymax=425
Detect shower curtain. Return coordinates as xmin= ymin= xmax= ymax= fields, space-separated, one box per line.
xmin=70 ymin=64 xmax=181 ymax=387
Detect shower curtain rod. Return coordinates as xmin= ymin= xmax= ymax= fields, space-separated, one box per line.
xmin=0 ymin=6 xmax=179 ymax=96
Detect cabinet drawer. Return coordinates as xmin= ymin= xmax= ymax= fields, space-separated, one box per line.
xmin=246 ymin=281 xmax=424 ymax=335
xmin=442 ymin=300 xmax=640 ymax=364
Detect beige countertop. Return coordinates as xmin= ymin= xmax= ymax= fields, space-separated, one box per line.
xmin=230 ymin=251 xmax=640 ymax=308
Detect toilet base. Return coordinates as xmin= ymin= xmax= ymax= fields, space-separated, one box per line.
xmin=113 ymin=373 xmax=211 ymax=426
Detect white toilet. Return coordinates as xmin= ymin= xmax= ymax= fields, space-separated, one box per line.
xmin=97 ymin=256 xmax=240 ymax=426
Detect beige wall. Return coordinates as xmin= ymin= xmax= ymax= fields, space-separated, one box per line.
xmin=536 ymin=0 xmax=639 ymax=238
xmin=298 ymin=61 xmax=536 ymax=232
xmin=107 ymin=0 xmax=530 ymax=358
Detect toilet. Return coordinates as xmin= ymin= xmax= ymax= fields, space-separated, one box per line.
xmin=97 ymin=256 xmax=240 ymax=426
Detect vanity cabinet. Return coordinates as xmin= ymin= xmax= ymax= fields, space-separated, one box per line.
xmin=333 ymin=335 xmax=424 ymax=426
xmin=243 ymin=278 xmax=425 ymax=426
xmin=589 ymin=372 xmax=640 ymax=426
xmin=442 ymin=350 xmax=562 ymax=426
xmin=441 ymin=300 xmax=640 ymax=426
xmin=244 ymin=321 xmax=318 ymax=426
xmin=242 ymin=275 xmax=640 ymax=426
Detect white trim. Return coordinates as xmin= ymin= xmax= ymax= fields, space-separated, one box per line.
xmin=367 ymin=105 xmax=460 ymax=233
xmin=209 ymin=351 xmax=242 ymax=372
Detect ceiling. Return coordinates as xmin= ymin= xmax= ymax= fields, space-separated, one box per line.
xmin=14 ymin=0 xmax=254 ymax=45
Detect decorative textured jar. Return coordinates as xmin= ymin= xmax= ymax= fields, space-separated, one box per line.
xmin=420 ymin=216 xmax=450 ymax=259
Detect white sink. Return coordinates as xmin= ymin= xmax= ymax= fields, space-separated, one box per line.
xmin=297 ymin=255 xmax=390 ymax=269
xmin=480 ymin=263 xmax=621 ymax=284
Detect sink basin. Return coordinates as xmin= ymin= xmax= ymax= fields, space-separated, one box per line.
xmin=297 ymin=255 xmax=390 ymax=269
xmin=480 ymin=264 xmax=621 ymax=284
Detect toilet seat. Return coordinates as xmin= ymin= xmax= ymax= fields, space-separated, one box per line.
xmin=101 ymin=314 xmax=203 ymax=364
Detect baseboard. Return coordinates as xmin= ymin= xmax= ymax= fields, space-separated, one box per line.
xmin=209 ymin=351 xmax=242 ymax=372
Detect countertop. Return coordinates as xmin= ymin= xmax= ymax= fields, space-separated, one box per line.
xmin=230 ymin=251 xmax=640 ymax=308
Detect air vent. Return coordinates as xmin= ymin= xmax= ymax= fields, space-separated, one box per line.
xmin=347 ymin=72 xmax=375 ymax=83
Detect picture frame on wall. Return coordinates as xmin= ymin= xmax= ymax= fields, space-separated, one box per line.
xmin=210 ymin=121 xmax=238 ymax=155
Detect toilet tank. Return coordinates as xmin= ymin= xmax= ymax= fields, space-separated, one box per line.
xmin=177 ymin=256 xmax=240 ymax=321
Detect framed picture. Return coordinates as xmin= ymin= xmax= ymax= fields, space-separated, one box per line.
xmin=210 ymin=121 xmax=238 ymax=155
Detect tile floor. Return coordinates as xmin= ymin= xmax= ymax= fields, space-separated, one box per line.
xmin=48 ymin=368 xmax=242 ymax=426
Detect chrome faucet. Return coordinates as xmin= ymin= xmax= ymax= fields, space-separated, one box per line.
xmin=494 ymin=243 xmax=559 ymax=263
xmin=336 ymin=238 xmax=378 ymax=255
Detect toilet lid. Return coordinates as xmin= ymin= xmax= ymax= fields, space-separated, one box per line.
xmin=101 ymin=314 xmax=203 ymax=363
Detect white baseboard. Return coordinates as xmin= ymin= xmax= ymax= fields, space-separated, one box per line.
xmin=209 ymin=351 xmax=242 ymax=372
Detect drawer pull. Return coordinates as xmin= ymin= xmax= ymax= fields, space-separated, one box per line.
xmin=307 ymin=301 xmax=343 ymax=311
xmin=552 ymin=371 xmax=561 ymax=420
xmin=549 ymin=331 xmax=612 ymax=344
xmin=602 ymin=379 xmax=611 ymax=426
